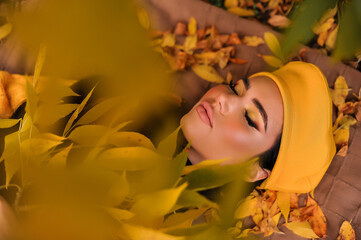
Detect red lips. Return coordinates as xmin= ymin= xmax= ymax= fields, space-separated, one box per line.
xmin=196 ymin=101 xmax=214 ymax=127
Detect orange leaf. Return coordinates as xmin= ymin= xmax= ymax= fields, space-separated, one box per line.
xmin=226 ymin=33 xmax=242 ymax=45
xmin=306 ymin=196 xmax=327 ymax=238
xmin=230 ymin=58 xmax=248 ymax=65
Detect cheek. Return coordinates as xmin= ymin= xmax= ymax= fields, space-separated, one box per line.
xmin=180 ymin=108 xmax=208 ymax=143
xmin=216 ymin=120 xmax=250 ymax=150
xmin=215 ymin=118 xmax=265 ymax=156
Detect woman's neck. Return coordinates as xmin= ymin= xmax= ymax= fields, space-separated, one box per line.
xmin=188 ymin=147 xmax=204 ymax=164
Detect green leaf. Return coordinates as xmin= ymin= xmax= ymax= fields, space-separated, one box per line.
xmin=68 ymin=125 xmax=111 ymax=146
xmin=108 ymin=131 xmax=155 ymax=150
xmin=234 ymin=195 xmax=258 ymax=219
xmin=276 ymin=192 xmax=290 ymax=223
xmin=21 ymin=137 xmax=63 ymax=157
xmin=49 ymin=143 xmax=73 ymax=168
xmin=33 ymin=44 xmax=47 ymax=88
xmin=25 ymin=79 xmax=39 ymax=121
xmin=285 ymin=222 xmax=319 ymax=239
xmin=162 ymin=208 xmax=207 ymax=231
xmin=177 ymin=189 xmax=217 ymax=208
xmin=2 ymin=132 xmax=20 ymax=186
xmin=136 ymin=7 xmax=150 ymax=30
xmin=37 ymin=103 xmax=79 ymax=126
xmin=282 ymin=0 xmax=337 ymax=57
xmin=75 ymin=98 xmax=119 ymax=126
xmin=165 ymin=223 xmax=210 ymax=236
xmin=106 ymin=171 xmax=129 ymax=207
xmin=179 ymin=161 xmax=248 ymax=191
xmin=98 ymin=147 xmax=163 ymax=171
xmin=63 ymin=85 xmax=96 ymax=136
xmin=264 ymin=32 xmax=283 ymax=60
xmin=192 ymin=65 xmax=224 ymax=83
xmin=104 ymin=207 xmax=134 ymax=222
xmin=333 ymin=0 xmax=361 ymax=60
xmin=122 ymin=224 xmax=185 ymax=240
xmin=130 ymin=183 xmax=187 ymax=220
xmin=157 ymin=126 xmax=181 ymax=158
xmin=0 ymin=119 xmax=20 ymax=129
xmin=0 ymin=23 xmax=12 ymax=40
xmin=39 ymin=79 xmax=79 ymax=104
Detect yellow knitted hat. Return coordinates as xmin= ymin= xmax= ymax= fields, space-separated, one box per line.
xmin=250 ymin=61 xmax=336 ymax=193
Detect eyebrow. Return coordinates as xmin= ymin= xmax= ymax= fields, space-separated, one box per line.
xmin=252 ymin=98 xmax=268 ymax=132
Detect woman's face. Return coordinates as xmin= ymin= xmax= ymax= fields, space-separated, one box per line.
xmin=180 ymin=76 xmax=284 ymax=165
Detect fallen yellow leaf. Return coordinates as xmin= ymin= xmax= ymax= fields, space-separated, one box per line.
xmin=337 ymin=221 xmax=355 ymax=240
xmin=191 ymin=64 xmax=224 ymax=83
xmin=224 ymin=0 xmax=239 ymax=8
xmin=285 ymin=222 xmax=319 ymax=239
xmin=264 ymin=32 xmax=282 ymax=59
xmin=234 ymin=195 xmax=258 ymax=219
xmin=259 ymin=55 xmax=284 ymax=68
xmin=227 ymin=7 xmax=255 ymax=17
xmin=184 ymin=35 xmax=198 ymax=54
xmin=162 ymin=33 xmax=176 ymax=48
xmin=136 ymin=7 xmax=150 ymax=30
xmin=243 ymin=36 xmax=264 ymax=47
xmin=188 ymin=17 xmax=197 ymax=35
xmin=331 ymin=76 xmax=349 ymax=107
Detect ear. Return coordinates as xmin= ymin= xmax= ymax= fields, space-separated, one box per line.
xmin=244 ymin=162 xmax=271 ymax=182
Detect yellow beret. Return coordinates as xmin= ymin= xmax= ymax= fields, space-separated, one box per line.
xmin=250 ymin=62 xmax=336 ymax=193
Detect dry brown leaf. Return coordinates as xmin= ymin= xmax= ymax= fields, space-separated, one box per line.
xmin=337 ymin=144 xmax=348 ymax=157
xmin=355 ymin=102 xmax=361 ymax=122
xmin=243 ymin=36 xmax=265 ymax=47
xmin=337 ymin=221 xmax=355 ymax=240
xmin=338 ymin=102 xmax=356 ymax=115
xmin=0 ymin=72 xmax=28 ymax=119
xmin=268 ymin=15 xmax=291 ymax=28
xmin=306 ymin=196 xmax=327 ymax=238
xmin=174 ymin=22 xmax=187 ymax=35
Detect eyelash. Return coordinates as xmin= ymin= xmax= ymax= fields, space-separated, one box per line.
xmin=229 ymin=80 xmax=258 ymax=130
xmin=229 ymin=80 xmax=238 ymax=95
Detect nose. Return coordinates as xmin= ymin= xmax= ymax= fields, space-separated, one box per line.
xmin=217 ymin=91 xmax=238 ymax=116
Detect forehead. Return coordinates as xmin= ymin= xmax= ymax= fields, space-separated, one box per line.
xmin=248 ymin=75 xmax=284 ymax=133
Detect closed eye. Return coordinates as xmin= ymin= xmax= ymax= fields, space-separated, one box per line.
xmin=245 ymin=110 xmax=258 ymax=130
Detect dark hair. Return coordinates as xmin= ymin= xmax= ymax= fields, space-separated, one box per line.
xmin=258 ymin=133 xmax=282 ymax=171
